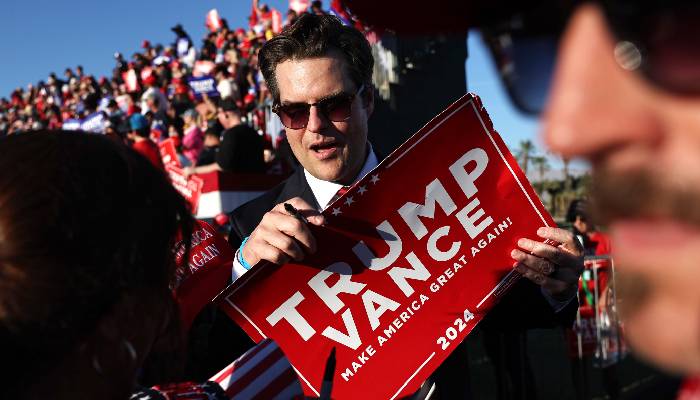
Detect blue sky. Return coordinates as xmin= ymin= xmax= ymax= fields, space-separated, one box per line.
xmin=2 ymin=0 xmax=565 ymax=167
xmin=1 ymin=0 xmax=289 ymax=95
xmin=465 ymin=32 xmax=543 ymax=157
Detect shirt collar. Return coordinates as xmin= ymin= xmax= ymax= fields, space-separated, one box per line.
xmin=304 ymin=143 xmax=378 ymax=210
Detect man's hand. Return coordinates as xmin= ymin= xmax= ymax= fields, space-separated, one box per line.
xmin=511 ymin=227 xmax=584 ymax=301
xmin=183 ymin=166 xmax=195 ymax=178
xmin=242 ymin=197 xmax=326 ymax=266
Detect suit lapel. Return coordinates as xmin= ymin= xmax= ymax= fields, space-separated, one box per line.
xmin=275 ymin=167 xmax=320 ymax=210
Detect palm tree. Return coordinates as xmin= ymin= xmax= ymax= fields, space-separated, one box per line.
xmin=531 ymin=156 xmax=550 ymax=182
xmin=516 ymin=140 xmax=535 ymax=175
xmin=562 ymin=157 xmax=571 ymax=181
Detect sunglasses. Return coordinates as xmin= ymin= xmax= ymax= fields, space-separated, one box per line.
xmin=480 ymin=0 xmax=700 ymax=114
xmin=272 ymin=85 xmax=365 ymax=129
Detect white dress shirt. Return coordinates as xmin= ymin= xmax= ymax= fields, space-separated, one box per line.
xmin=303 ymin=148 xmax=379 ymax=211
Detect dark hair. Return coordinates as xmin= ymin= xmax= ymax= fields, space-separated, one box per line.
xmin=148 ymin=94 xmax=161 ymax=108
xmin=214 ymin=64 xmax=230 ymax=78
xmin=0 ymin=131 xmax=193 ymax=393
xmin=83 ymin=92 xmax=100 ymax=111
xmin=259 ymin=13 xmax=373 ymax=103
xmin=566 ymin=199 xmax=589 ymax=223
xmin=136 ymin=127 xmax=150 ymax=138
xmin=204 ymin=128 xmax=220 ymax=138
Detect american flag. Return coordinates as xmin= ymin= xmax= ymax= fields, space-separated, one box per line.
xmin=206 ymin=9 xmax=223 ymax=32
xmin=211 ymin=339 xmax=304 ymax=399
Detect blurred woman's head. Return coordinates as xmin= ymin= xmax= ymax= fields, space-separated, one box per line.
xmin=182 ymin=108 xmax=198 ymax=128
xmin=566 ymin=199 xmax=593 ymax=234
xmin=0 ymin=130 xmax=193 ymax=399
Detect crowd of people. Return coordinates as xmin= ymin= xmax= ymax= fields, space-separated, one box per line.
xmin=0 ymin=0 xmax=363 ymax=176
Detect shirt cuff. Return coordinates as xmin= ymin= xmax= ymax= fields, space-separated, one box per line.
xmin=231 ymin=248 xmax=251 ymax=282
xmin=541 ymin=286 xmax=576 ymax=313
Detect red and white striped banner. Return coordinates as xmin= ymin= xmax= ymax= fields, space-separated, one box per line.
xmin=211 ymin=338 xmax=304 ymax=399
xmin=134 ymin=339 xmax=301 ymax=399
xmin=194 ymin=172 xmax=286 ymax=219
xmin=159 ymin=138 xmax=181 ymax=169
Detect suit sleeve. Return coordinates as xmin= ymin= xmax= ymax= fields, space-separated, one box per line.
xmin=227 ymin=211 xmax=246 ymax=250
xmin=480 ymin=278 xmax=578 ymax=332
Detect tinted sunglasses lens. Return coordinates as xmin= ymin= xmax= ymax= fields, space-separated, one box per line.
xmin=279 ymin=105 xmax=309 ymax=129
xmin=485 ymin=33 xmax=557 ymax=114
xmin=604 ymin=2 xmax=700 ymax=93
xmin=323 ymin=96 xmax=354 ymax=122
xmin=647 ymin=36 xmax=700 ymax=93
xmin=508 ymin=36 xmax=557 ymax=114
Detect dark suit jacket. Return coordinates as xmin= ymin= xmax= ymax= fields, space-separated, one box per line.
xmin=217 ymin=166 xmax=577 ymax=398
xmin=187 ymin=169 xmax=320 ymax=380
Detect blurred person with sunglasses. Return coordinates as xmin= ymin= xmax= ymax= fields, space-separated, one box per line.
xmin=542 ymin=2 xmax=700 ymax=376
xmin=353 ymin=0 xmax=700 ymax=383
xmin=478 ymin=0 xmax=700 ymax=376
xmin=209 ymin=12 xmax=584 ymax=398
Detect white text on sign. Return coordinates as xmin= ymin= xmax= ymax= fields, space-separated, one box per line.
xmin=266 ymin=148 xmax=493 ymax=351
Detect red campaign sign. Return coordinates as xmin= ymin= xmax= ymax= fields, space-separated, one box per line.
xmin=140 ymin=66 xmax=154 ymax=83
xmin=567 ymin=308 xmax=597 ymax=357
xmin=122 ymin=69 xmax=140 ymax=93
xmin=159 ymin=138 xmax=182 ymax=169
xmin=216 ymin=93 xmax=556 ymax=399
xmin=173 ymin=220 xmax=234 ymax=329
xmin=166 ymin=164 xmax=204 ymax=214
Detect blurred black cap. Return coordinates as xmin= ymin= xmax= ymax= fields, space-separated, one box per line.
xmin=218 ymin=97 xmax=239 ymax=113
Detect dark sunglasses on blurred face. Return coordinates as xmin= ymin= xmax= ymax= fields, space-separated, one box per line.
xmin=479 ymin=0 xmax=700 ymax=114
xmin=273 ymin=85 xmax=365 ymax=130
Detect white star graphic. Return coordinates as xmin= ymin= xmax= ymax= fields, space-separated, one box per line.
xmin=345 ymin=196 xmax=354 ymax=206
xmin=357 ymin=185 xmax=367 ymax=195
xmin=370 ymin=174 xmax=380 ymax=184
xmin=332 ymin=208 xmax=342 ymax=216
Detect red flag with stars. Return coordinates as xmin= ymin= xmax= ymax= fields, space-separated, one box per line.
xmin=216 ymin=93 xmax=555 ymax=399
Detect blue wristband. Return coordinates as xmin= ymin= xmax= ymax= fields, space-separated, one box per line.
xmin=238 ymin=236 xmax=253 ymax=270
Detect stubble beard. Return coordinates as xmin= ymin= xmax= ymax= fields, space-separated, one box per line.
xmin=592 ymin=167 xmax=700 ymax=343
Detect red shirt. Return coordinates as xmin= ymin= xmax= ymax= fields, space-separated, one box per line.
xmin=588 ymin=231 xmax=612 ymax=255
xmin=132 ymin=139 xmax=164 ymax=170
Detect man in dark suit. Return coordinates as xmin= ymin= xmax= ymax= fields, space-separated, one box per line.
xmin=223 ymin=13 xmax=582 ymax=398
